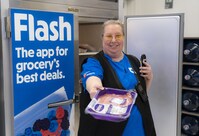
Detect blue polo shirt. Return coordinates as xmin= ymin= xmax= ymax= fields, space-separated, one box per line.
xmin=81 ymin=54 xmax=145 ymax=136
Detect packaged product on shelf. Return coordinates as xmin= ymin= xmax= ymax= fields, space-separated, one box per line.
xmin=183 ymin=68 xmax=199 ymax=87
xmin=182 ymin=91 xmax=199 ymax=112
xmin=181 ymin=115 xmax=199 ymax=136
xmin=183 ymin=42 xmax=199 ymax=62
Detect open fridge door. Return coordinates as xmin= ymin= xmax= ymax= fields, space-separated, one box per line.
xmin=124 ymin=14 xmax=184 ymax=136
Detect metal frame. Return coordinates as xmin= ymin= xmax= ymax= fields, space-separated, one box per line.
xmin=9 ymin=0 xmax=118 ymax=23
xmin=0 ymin=0 xmax=13 ymax=136
xmin=0 ymin=0 xmax=6 ymax=135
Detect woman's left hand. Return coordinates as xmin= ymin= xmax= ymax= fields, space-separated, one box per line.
xmin=139 ymin=60 xmax=153 ymax=91
xmin=139 ymin=60 xmax=153 ymax=81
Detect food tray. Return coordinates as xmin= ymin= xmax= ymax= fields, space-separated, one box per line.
xmin=85 ymin=87 xmax=137 ymax=122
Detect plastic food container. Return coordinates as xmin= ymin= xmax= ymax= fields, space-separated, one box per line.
xmin=85 ymin=87 xmax=137 ymax=122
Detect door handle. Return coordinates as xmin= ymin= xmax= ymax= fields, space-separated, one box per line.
xmin=48 ymin=94 xmax=79 ymax=108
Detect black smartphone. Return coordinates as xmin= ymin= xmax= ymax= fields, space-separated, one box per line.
xmin=140 ymin=54 xmax=147 ymax=67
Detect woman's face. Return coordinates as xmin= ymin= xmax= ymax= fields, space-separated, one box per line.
xmin=102 ymin=24 xmax=124 ymax=58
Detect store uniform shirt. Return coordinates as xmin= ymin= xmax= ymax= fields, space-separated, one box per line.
xmin=81 ymin=54 xmax=145 ymax=136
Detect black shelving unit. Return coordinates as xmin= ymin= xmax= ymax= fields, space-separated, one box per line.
xmin=181 ymin=38 xmax=199 ymax=136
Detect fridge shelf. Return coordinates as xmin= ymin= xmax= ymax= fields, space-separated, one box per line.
xmin=182 ymin=86 xmax=199 ymax=92
xmin=183 ymin=62 xmax=199 ymax=66
xmin=182 ymin=110 xmax=199 ymax=117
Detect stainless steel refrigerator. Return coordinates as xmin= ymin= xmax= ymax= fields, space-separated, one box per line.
xmin=124 ymin=14 xmax=184 ymax=136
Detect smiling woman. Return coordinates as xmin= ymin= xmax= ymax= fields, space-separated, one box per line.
xmin=78 ymin=20 xmax=156 ymax=136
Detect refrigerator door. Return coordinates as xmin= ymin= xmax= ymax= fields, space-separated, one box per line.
xmin=125 ymin=14 xmax=183 ymax=136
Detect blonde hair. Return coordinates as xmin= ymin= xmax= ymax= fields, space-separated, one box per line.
xmin=102 ymin=20 xmax=124 ymax=35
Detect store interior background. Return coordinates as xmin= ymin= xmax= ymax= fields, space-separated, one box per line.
xmin=0 ymin=0 xmax=199 ymax=136
xmin=121 ymin=0 xmax=199 ymax=37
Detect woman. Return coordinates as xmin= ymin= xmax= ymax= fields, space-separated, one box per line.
xmin=78 ymin=20 xmax=156 ymax=136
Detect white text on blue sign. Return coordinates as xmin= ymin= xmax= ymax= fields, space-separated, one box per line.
xmin=14 ymin=13 xmax=72 ymax=41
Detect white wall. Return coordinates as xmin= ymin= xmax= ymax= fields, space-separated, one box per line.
xmin=123 ymin=0 xmax=199 ymax=37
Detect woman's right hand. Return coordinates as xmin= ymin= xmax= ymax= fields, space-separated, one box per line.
xmin=86 ymin=76 xmax=104 ymax=99
xmin=89 ymin=85 xmax=104 ymax=99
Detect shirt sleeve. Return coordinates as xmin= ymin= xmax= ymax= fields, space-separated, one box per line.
xmin=81 ymin=58 xmax=103 ymax=89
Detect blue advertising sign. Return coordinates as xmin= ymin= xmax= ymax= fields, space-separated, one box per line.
xmin=10 ymin=8 xmax=74 ymax=135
